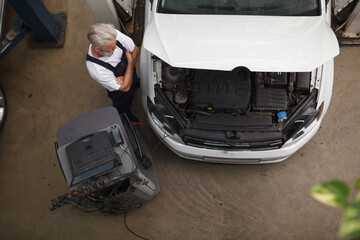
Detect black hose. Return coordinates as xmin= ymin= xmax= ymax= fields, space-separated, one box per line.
xmin=123 ymin=113 xmax=143 ymax=158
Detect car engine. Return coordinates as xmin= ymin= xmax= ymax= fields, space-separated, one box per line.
xmin=160 ymin=63 xmax=312 ymax=126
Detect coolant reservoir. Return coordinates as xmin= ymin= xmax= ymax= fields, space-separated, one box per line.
xmin=277 ymin=111 xmax=287 ymax=121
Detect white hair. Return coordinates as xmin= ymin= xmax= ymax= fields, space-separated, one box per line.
xmin=87 ymin=23 xmax=117 ymax=47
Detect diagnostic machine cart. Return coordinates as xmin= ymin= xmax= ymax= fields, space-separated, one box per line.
xmin=51 ymin=107 xmax=160 ymax=214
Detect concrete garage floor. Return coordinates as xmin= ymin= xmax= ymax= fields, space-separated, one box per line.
xmin=0 ymin=1 xmax=359 ymax=239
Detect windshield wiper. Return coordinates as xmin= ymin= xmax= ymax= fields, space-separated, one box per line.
xmin=158 ymin=8 xmax=187 ymax=14
xmin=289 ymin=9 xmax=320 ymax=16
xmin=198 ymin=5 xmax=235 ymax=11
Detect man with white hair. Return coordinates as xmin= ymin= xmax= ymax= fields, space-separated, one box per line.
xmin=86 ymin=23 xmax=139 ymax=121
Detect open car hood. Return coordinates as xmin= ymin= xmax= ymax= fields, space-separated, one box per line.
xmin=143 ymin=14 xmax=339 ymax=72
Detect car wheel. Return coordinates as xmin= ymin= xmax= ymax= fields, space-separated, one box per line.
xmin=0 ymin=86 xmax=6 ymax=129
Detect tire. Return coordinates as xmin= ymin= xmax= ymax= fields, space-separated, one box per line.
xmin=0 ymin=86 xmax=6 ymax=129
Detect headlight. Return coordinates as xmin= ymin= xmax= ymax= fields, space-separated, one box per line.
xmin=146 ymin=96 xmax=183 ymax=143
xmin=284 ymin=94 xmax=323 ymax=141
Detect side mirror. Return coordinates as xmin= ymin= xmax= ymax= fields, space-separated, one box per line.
xmin=149 ymin=0 xmax=153 ymax=10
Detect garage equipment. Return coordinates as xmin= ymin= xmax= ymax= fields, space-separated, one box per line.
xmin=333 ymin=0 xmax=360 ymax=45
xmin=1 ymin=0 xmax=66 ymax=58
xmin=51 ymin=107 xmax=160 ymax=214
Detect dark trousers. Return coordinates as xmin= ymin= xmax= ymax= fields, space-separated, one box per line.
xmin=107 ymin=70 xmax=137 ymax=114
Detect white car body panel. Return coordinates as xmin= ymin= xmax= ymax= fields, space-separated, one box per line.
xmin=143 ymin=14 xmax=339 ymax=72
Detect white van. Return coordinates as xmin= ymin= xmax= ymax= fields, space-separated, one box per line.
xmin=140 ymin=0 xmax=339 ymax=163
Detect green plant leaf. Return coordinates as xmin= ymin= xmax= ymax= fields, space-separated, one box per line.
xmin=355 ymin=179 xmax=360 ymax=190
xmin=339 ymin=201 xmax=360 ymax=239
xmin=310 ymin=181 xmax=350 ymax=208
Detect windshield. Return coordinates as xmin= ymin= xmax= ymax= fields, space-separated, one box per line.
xmin=158 ymin=0 xmax=321 ymax=16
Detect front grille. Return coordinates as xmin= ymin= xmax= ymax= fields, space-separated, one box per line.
xmin=183 ymin=135 xmax=284 ymax=150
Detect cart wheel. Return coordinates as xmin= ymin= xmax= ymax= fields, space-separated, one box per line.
xmin=0 ymin=86 xmax=6 ymax=129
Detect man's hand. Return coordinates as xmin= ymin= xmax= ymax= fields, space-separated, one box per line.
xmin=116 ymin=76 xmax=124 ymax=85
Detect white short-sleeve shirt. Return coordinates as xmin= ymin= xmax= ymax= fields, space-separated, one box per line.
xmin=86 ymin=30 xmax=135 ymax=91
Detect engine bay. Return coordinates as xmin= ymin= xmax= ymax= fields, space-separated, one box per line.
xmin=159 ymin=62 xmax=314 ymax=128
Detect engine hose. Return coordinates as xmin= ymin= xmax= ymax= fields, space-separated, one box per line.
xmin=186 ymin=109 xmax=213 ymax=116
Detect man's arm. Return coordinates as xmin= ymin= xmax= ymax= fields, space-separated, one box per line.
xmin=117 ymin=51 xmax=134 ymax=92
xmin=131 ymin=45 xmax=139 ymax=63
xmin=115 ymin=30 xmax=138 ymax=63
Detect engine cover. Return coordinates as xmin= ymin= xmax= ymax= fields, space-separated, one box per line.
xmin=193 ymin=68 xmax=251 ymax=111
xmin=254 ymin=88 xmax=287 ymax=110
